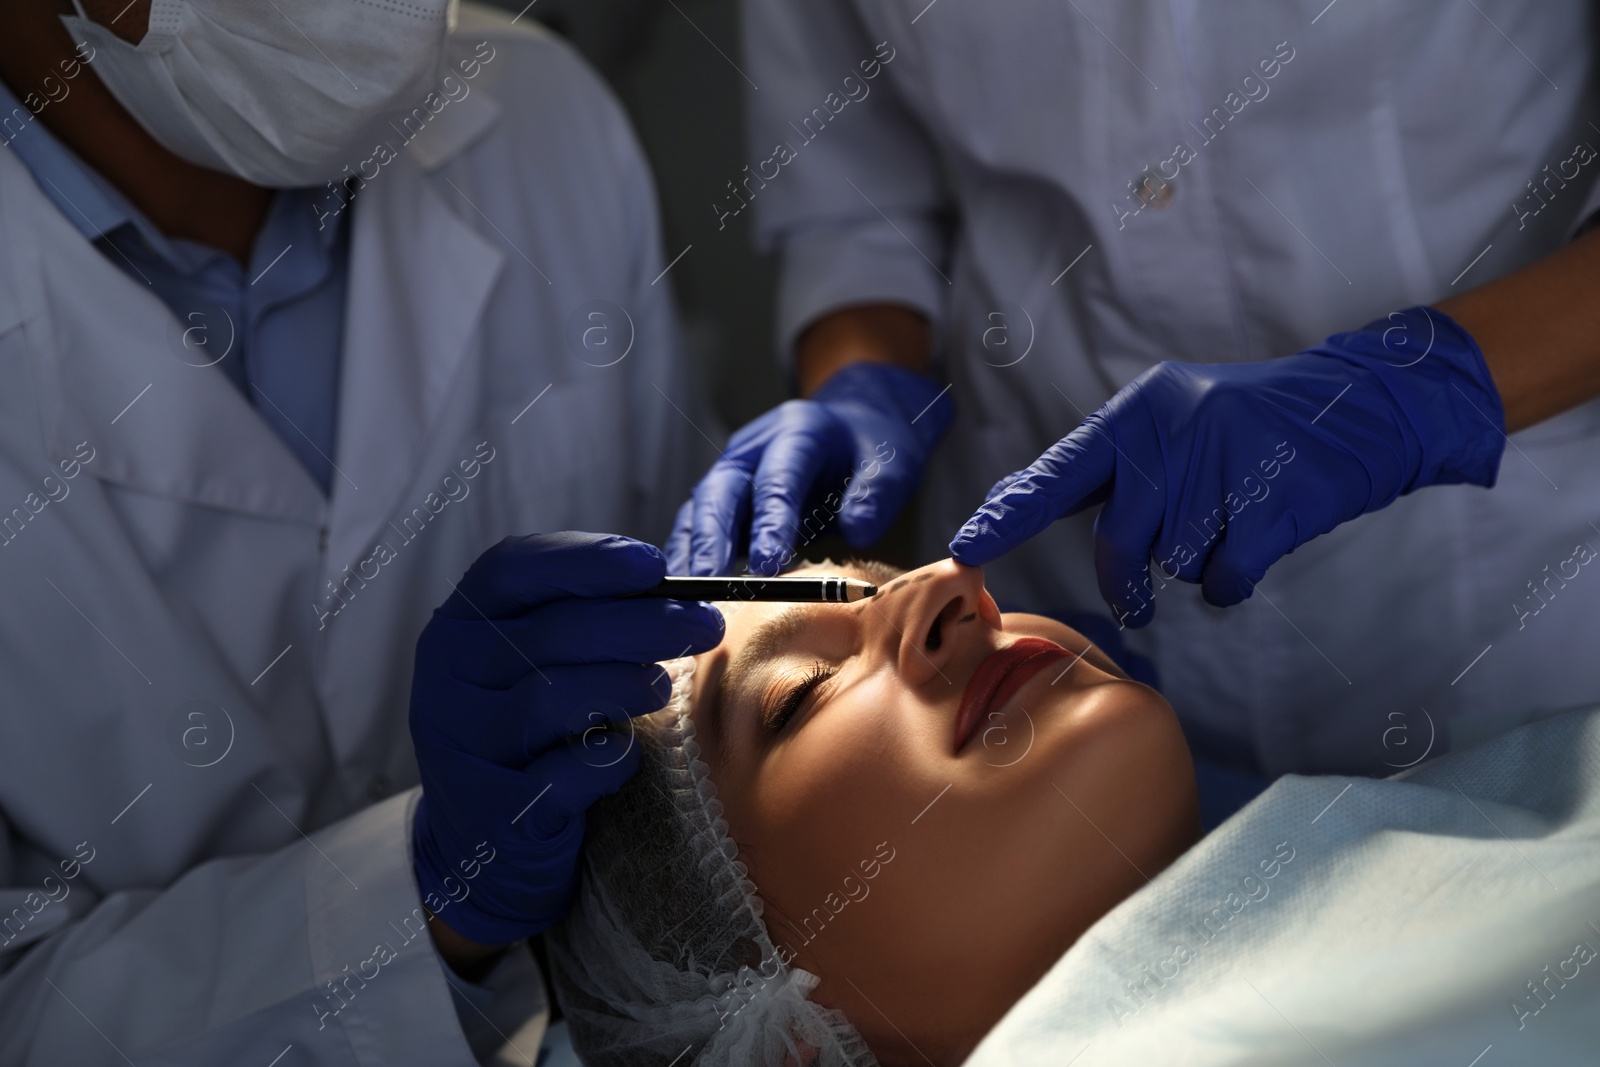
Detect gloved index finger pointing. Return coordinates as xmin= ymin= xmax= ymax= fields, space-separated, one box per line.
xmin=439 ymin=532 xmax=667 ymax=620
xmin=948 ymin=416 xmax=1118 ymax=565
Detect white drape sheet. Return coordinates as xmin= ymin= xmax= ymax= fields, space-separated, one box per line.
xmin=965 ymin=707 xmax=1600 ymax=1066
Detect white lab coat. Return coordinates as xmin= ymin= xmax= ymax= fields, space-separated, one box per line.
xmin=0 ymin=7 xmax=710 ymax=1065
xmin=743 ymin=0 xmax=1600 ymax=776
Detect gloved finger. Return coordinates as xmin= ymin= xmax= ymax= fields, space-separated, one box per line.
xmin=417 ymin=662 xmax=674 ymax=763
xmin=664 ymin=498 xmax=696 ymax=575
xmin=687 ymin=460 xmax=756 ymax=576
xmin=423 ymin=598 xmax=723 ymax=688
xmin=1151 ymin=509 xmax=1218 ymax=584
xmin=747 ymin=420 xmax=840 ymax=577
xmin=416 ymin=741 xmax=640 ymax=851
xmin=948 ymin=417 xmax=1117 ymax=565
xmin=519 ymin=662 xmax=673 ymax=755
xmin=1092 ymin=460 xmax=1168 ymax=629
xmin=439 ymin=532 xmax=665 ymax=620
xmin=984 ymin=468 xmax=1027 ymax=501
xmin=520 ymin=741 xmax=644 ymax=838
xmin=1201 ymin=509 xmax=1301 ymax=608
xmin=835 ymin=445 xmax=921 ymax=549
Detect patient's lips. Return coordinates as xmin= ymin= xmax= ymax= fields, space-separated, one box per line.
xmin=954 ymin=637 xmax=1070 ymax=754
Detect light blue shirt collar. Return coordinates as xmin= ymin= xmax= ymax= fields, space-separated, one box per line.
xmin=0 ymin=74 xmax=350 ymax=495
xmin=0 ymin=76 xmax=211 ymax=268
xmin=0 ymin=75 xmax=340 ymax=274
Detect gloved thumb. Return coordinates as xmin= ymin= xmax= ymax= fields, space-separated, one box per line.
xmin=835 ymin=452 xmax=920 ymax=549
xmin=519 ymin=740 xmax=643 ymax=839
xmin=1091 ymin=459 xmax=1165 ymax=628
xmin=748 ymin=415 xmax=846 ymax=575
xmin=1200 ymin=510 xmax=1300 ymax=608
xmin=664 ymin=499 xmax=696 ymax=575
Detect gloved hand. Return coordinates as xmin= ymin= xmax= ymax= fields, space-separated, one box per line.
xmin=950 ymin=306 xmax=1507 ymax=626
xmin=409 ymin=532 xmax=724 ymax=944
xmin=667 ymin=362 xmax=953 ymax=576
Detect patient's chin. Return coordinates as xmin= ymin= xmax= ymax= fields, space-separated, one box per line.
xmin=1018 ymin=679 xmax=1201 ymax=947
xmin=814 ymin=686 xmax=1195 ymax=1067
xmin=1076 ymin=680 xmax=1202 ymax=874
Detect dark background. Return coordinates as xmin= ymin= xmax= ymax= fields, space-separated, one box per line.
xmin=485 ymin=0 xmax=784 ymax=433
xmin=484 ymin=0 xmax=927 ymax=567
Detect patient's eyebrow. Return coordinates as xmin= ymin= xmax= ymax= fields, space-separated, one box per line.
xmin=737 ymin=605 xmax=812 ymax=667
xmin=712 ymin=605 xmax=812 ymax=760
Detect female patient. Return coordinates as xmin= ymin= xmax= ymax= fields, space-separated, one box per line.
xmin=548 ymin=557 xmax=1197 ymax=1064
xmin=546 ymin=560 xmax=1600 ymax=1066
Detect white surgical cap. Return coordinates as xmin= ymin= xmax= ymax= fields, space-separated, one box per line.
xmin=546 ymin=657 xmax=877 ymax=1067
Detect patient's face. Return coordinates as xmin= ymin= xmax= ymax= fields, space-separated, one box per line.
xmin=689 ymin=560 xmax=1198 ymax=1067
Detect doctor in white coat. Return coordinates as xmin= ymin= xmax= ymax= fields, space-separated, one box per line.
xmin=671 ymin=0 xmax=1600 ymax=782
xmin=0 ymin=1 xmax=717 ymax=1064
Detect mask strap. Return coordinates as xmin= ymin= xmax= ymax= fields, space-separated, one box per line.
xmin=145 ymin=0 xmax=186 ymax=47
xmin=67 ymin=0 xmax=184 ymax=52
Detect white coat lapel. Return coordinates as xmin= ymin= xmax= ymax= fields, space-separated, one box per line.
xmin=0 ymin=147 xmax=327 ymax=524
xmin=323 ymin=137 xmax=505 ymax=579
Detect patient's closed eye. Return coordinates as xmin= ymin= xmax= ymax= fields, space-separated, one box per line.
xmin=763 ymin=662 xmax=835 ymax=734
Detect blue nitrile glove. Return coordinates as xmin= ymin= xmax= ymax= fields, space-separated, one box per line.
xmin=667 ymin=362 xmax=953 ymax=576
xmin=950 ymin=307 xmax=1507 ymax=626
xmin=409 ymin=532 xmax=724 ymax=944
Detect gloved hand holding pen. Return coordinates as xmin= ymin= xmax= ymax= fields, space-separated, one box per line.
xmin=950 ymin=307 xmax=1508 ymax=625
xmin=408 ymin=532 xmax=724 ymax=954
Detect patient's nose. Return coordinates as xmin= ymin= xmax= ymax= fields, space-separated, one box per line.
xmin=866 ymin=560 xmax=988 ymax=689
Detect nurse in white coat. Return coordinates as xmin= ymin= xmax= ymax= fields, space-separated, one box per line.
xmin=672 ymin=0 xmax=1600 ymax=780
xmin=0 ymin=1 xmax=717 ymax=1064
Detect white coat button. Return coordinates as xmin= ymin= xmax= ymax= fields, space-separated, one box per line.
xmin=1134 ymin=173 xmax=1175 ymax=209
xmin=366 ymin=773 xmax=392 ymax=800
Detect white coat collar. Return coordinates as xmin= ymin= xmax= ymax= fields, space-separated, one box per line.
xmin=321 ymin=144 xmax=505 ymax=575
xmin=400 ymin=82 xmax=500 ymax=172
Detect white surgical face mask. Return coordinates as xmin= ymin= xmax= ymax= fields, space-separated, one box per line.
xmin=62 ymin=0 xmax=458 ymax=187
